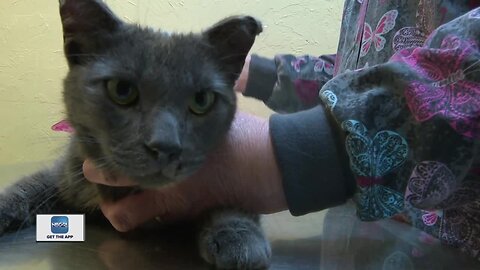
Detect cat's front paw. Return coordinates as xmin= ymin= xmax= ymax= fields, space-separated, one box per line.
xmin=199 ymin=214 xmax=271 ymax=269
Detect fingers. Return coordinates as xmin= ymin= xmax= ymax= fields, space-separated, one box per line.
xmin=100 ymin=187 xmax=194 ymax=232
xmin=83 ymin=159 xmax=136 ymax=186
xmin=233 ymin=54 xmax=250 ymax=93
xmin=83 ymin=158 xmax=205 ymax=232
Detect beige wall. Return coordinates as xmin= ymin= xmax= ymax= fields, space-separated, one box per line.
xmin=0 ymin=0 xmax=343 ymax=166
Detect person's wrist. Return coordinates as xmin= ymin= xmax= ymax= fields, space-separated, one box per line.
xmin=228 ymin=111 xmax=287 ymax=213
xmin=254 ymin=117 xmax=288 ymax=213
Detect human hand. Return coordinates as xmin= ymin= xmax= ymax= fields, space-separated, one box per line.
xmin=233 ymin=55 xmax=251 ymax=93
xmin=83 ymin=111 xmax=287 ymax=232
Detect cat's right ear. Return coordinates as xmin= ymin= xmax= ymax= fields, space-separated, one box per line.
xmin=59 ymin=0 xmax=123 ymax=66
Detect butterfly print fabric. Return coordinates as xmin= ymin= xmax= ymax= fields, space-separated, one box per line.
xmin=319 ymin=5 xmax=480 ymax=259
xmin=360 ymin=9 xmax=398 ymax=57
xmin=54 ymin=0 xmax=480 ymax=261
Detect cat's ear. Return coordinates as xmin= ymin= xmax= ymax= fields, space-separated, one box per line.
xmin=204 ymin=16 xmax=262 ymax=82
xmin=59 ymin=0 xmax=123 ymax=66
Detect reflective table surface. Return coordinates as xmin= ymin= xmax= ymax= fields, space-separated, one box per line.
xmin=0 ymin=164 xmax=479 ymax=270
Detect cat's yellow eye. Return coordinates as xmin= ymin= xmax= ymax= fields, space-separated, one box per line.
xmin=106 ymin=79 xmax=139 ymax=106
xmin=189 ymin=91 xmax=216 ymax=115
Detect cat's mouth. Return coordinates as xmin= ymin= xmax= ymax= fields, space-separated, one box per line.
xmin=108 ymin=155 xmax=205 ymax=186
xmin=160 ymin=159 xmax=203 ymax=180
xmin=82 ymin=133 xmax=206 ymax=186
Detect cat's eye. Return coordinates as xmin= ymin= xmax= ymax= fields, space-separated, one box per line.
xmin=106 ymin=79 xmax=139 ymax=106
xmin=189 ymin=91 xmax=216 ymax=115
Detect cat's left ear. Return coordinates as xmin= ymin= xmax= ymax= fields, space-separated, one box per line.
xmin=204 ymin=16 xmax=262 ymax=82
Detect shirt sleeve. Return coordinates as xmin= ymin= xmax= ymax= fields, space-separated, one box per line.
xmin=244 ymin=54 xmax=336 ymax=113
xmin=317 ymin=7 xmax=480 ymax=259
xmin=269 ymin=106 xmax=357 ymax=216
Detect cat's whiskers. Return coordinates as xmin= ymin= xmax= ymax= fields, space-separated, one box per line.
xmin=75 ymin=136 xmax=102 ymax=145
xmin=3 ymin=4 xmax=268 ymax=266
xmin=65 ymin=170 xmax=87 ymax=180
xmin=12 ymin=186 xmax=61 ymax=242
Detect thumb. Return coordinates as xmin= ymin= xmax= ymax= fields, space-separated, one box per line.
xmin=100 ymin=186 xmax=195 ymax=232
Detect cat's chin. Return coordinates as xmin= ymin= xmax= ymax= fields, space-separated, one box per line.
xmin=160 ymin=159 xmax=203 ymax=180
xmin=134 ymin=172 xmax=189 ymax=188
xmin=126 ymin=161 xmax=204 ymax=188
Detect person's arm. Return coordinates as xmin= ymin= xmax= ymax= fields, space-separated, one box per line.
xmin=84 ymin=112 xmax=286 ymax=231
xmin=236 ymin=54 xmax=336 ymax=113
xmin=231 ymin=52 xmax=356 ymax=216
xmin=268 ymin=106 xmax=357 ymax=215
xmin=314 ymin=7 xmax=480 ymax=257
xmin=83 ymin=109 xmax=356 ymax=230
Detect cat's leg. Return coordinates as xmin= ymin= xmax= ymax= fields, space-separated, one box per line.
xmin=0 ymin=167 xmax=68 ymax=235
xmin=198 ymin=209 xmax=271 ymax=269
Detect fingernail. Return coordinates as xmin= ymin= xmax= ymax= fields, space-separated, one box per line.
xmin=83 ymin=160 xmax=103 ymax=181
xmin=101 ymin=204 xmax=131 ymax=232
xmin=111 ymin=213 xmax=131 ymax=232
xmin=115 ymin=218 xmax=131 ymax=232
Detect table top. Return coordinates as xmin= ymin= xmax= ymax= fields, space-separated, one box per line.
xmin=0 ymin=163 xmax=479 ymax=270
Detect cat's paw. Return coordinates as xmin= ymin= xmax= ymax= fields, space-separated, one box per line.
xmin=199 ymin=214 xmax=271 ymax=269
xmin=0 ymin=197 xmax=29 ymax=236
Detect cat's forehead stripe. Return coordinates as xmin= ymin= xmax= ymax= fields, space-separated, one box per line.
xmin=209 ymin=73 xmax=228 ymax=92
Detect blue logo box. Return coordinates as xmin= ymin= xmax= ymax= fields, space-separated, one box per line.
xmin=51 ymin=216 xmax=69 ymax=234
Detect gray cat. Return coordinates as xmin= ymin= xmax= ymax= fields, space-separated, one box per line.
xmin=0 ymin=0 xmax=270 ymax=269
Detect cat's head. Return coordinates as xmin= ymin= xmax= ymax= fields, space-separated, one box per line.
xmin=59 ymin=0 xmax=261 ymax=186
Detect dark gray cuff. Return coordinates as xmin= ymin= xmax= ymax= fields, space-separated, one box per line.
xmin=269 ymin=106 xmax=356 ymax=216
xmin=243 ymin=54 xmax=277 ymax=101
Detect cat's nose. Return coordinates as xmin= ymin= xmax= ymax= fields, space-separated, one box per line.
xmin=144 ymin=140 xmax=182 ymax=162
xmin=145 ymin=110 xmax=183 ymax=163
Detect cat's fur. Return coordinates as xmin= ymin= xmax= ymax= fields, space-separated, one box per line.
xmin=0 ymin=0 xmax=270 ymax=269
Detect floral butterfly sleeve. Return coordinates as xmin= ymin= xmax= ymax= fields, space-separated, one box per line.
xmin=243 ymin=54 xmax=337 ymax=113
xmin=319 ymin=7 xmax=480 ymax=260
